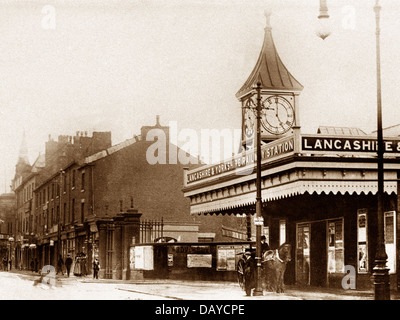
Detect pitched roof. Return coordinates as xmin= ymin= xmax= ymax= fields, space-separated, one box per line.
xmin=317 ymin=126 xmax=367 ymax=136
xmin=236 ymin=12 xmax=303 ymax=99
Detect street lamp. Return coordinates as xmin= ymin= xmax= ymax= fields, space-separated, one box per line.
xmin=8 ymin=236 xmax=14 ymax=271
xmin=372 ymin=0 xmax=390 ymax=301
xmin=57 ymin=170 xmax=64 ymax=263
xmin=253 ymin=82 xmax=264 ymax=296
xmin=316 ymin=0 xmax=389 ymax=299
xmin=316 ymin=0 xmax=331 ymax=40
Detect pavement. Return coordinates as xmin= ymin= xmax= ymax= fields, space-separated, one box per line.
xmin=3 ymin=269 xmax=399 ymax=300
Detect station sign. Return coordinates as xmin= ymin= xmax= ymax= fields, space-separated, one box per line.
xmin=254 ymin=217 xmax=264 ymax=226
xmin=302 ymin=136 xmax=400 ymax=153
xmin=187 ymin=137 xmax=294 ymax=184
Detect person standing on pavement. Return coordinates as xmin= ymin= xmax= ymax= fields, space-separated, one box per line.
xmin=80 ymin=252 xmax=87 ymax=276
xmin=2 ymin=257 xmax=7 ymax=271
xmin=57 ymin=254 xmax=64 ymax=275
xmin=73 ymin=253 xmax=82 ymax=276
xmin=93 ymin=258 xmax=100 ymax=279
xmin=65 ymin=254 xmax=73 ymax=277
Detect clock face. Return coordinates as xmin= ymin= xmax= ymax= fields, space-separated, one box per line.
xmin=261 ymin=95 xmax=295 ymax=135
xmin=243 ymin=99 xmax=256 ymax=138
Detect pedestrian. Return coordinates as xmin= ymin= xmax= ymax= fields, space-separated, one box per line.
xmin=2 ymin=257 xmax=7 ymax=271
xmin=56 ymin=254 xmax=64 ymax=275
xmin=261 ymin=236 xmax=270 ymax=254
xmin=93 ymin=258 xmax=100 ymax=279
xmin=34 ymin=258 xmax=39 ymax=273
xmin=65 ymin=254 xmax=73 ymax=277
xmin=80 ymin=253 xmax=87 ymax=276
xmin=30 ymin=260 xmax=34 ymax=272
xmin=73 ymin=254 xmax=81 ymax=276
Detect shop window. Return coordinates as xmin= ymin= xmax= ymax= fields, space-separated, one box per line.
xmin=357 ymin=209 xmax=368 ymax=274
xmin=384 ymin=211 xmax=396 ymax=274
xmin=327 ymin=218 xmax=344 ymax=274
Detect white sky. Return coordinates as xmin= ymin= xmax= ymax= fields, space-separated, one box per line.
xmin=0 ymin=0 xmax=399 ymax=192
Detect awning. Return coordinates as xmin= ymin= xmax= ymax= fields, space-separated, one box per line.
xmin=191 ymin=180 xmax=397 ymax=215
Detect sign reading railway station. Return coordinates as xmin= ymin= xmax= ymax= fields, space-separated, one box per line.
xmin=186 ymin=137 xmax=294 ymax=184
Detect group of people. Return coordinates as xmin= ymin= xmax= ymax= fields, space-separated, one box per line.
xmin=56 ymin=253 xmax=100 ymax=279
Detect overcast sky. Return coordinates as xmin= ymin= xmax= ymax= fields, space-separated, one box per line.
xmin=1 ymin=0 xmax=399 ymax=192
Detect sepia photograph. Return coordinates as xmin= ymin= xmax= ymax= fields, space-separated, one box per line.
xmin=0 ymin=0 xmax=400 ymax=310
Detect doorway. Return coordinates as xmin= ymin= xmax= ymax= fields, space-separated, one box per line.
xmin=296 ymin=221 xmax=328 ymax=287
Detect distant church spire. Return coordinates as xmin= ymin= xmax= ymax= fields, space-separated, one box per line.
xmin=17 ymin=130 xmax=30 ymax=165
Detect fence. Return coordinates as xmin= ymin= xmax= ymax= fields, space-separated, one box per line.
xmin=140 ymin=218 xmax=164 ymax=243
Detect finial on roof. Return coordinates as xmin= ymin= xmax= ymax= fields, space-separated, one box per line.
xmin=156 ymin=115 xmax=161 ymax=127
xmin=264 ymin=9 xmax=272 ymax=30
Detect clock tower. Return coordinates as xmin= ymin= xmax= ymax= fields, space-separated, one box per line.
xmin=237 ymin=11 xmax=304 ymax=149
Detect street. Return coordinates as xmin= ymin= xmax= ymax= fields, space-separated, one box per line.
xmin=0 ymin=270 xmax=382 ymax=300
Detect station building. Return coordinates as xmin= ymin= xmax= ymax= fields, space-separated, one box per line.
xmin=182 ymin=14 xmax=400 ymax=290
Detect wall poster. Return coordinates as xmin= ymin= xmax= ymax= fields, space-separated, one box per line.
xmin=187 ymin=254 xmax=212 ymax=268
xmin=384 ymin=211 xmax=396 ymax=274
xmin=357 ymin=209 xmax=368 ymax=273
xmin=216 ymin=244 xmax=250 ymax=271
xmin=132 ymin=245 xmax=154 ymax=270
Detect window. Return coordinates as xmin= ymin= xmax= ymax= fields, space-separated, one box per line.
xmin=72 ymin=170 xmax=76 ymax=188
xmin=71 ymin=199 xmax=75 ymax=222
xmin=63 ymin=203 xmax=67 ymax=226
xmin=63 ymin=174 xmax=67 ymax=192
xmin=81 ymin=201 xmax=85 ymax=223
xmin=81 ymin=172 xmax=85 ymax=191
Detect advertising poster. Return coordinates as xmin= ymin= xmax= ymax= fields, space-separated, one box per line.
xmin=187 ymin=254 xmax=212 ymax=268
xmin=216 ymin=245 xmax=249 ymax=271
xmin=133 ymin=245 xmax=154 ymax=270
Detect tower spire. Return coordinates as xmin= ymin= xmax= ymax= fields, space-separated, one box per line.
xmin=236 ymin=10 xmax=303 ymax=99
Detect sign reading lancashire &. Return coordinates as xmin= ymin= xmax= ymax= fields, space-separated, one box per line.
xmin=302 ymin=136 xmax=400 ymax=153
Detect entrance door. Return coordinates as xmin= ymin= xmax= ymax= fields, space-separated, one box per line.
xmin=310 ymin=221 xmax=327 ymax=286
xmin=296 ymin=223 xmax=310 ymax=286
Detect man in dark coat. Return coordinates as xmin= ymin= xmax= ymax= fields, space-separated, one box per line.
xmin=57 ymin=255 xmax=64 ymax=275
xmin=65 ymin=254 xmax=73 ymax=277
